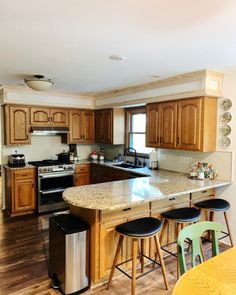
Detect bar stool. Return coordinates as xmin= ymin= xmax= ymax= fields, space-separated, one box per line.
xmin=194 ymin=198 xmax=234 ymax=246
xmin=107 ymin=217 xmax=169 ymax=295
xmin=159 ymin=207 xmax=201 ymax=276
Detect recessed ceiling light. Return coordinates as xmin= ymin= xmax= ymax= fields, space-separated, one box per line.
xmin=109 ymin=55 xmax=125 ymax=61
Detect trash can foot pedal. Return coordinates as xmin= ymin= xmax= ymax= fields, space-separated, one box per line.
xmin=50 ymin=273 xmax=60 ymax=289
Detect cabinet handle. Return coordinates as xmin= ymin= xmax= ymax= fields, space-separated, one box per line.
xmin=169 ymin=197 xmax=176 ymax=201
xmin=177 ymin=137 xmax=180 ymax=144
xmin=202 ymin=190 xmax=207 ymax=193
xmin=123 ymin=208 xmax=131 ymax=211
xmin=32 ymin=183 xmax=34 ymax=188
xmin=160 ymin=136 xmax=163 ymax=143
xmin=21 ymin=174 xmax=27 ymax=177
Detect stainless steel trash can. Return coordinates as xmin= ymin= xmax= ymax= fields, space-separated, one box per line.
xmin=49 ymin=214 xmax=89 ymax=295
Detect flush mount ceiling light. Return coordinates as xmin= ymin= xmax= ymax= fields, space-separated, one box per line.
xmin=24 ymin=75 xmax=54 ymax=91
xmin=109 ymin=54 xmax=125 ymax=61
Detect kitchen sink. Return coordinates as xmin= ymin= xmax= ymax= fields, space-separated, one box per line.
xmin=113 ymin=163 xmax=143 ymax=169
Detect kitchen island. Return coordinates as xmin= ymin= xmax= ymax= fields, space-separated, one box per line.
xmin=63 ymin=168 xmax=231 ymax=286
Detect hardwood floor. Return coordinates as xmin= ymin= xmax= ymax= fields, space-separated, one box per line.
xmin=0 ymin=211 xmax=229 ymax=295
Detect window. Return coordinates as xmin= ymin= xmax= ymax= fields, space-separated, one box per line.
xmin=125 ymin=107 xmax=152 ymax=155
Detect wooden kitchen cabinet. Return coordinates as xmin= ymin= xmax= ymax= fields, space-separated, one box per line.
xmin=146 ymin=101 xmax=177 ymax=148
xmin=30 ymin=107 xmax=68 ymax=126
xmin=75 ymin=164 xmax=90 ymax=186
xmin=177 ymin=97 xmax=217 ymax=151
xmin=146 ymin=103 xmax=160 ymax=147
xmin=95 ymin=108 xmax=125 ymax=144
xmin=5 ymin=167 xmax=36 ymax=217
xmin=67 ymin=109 xmax=94 ymax=144
xmin=4 ymin=105 xmax=31 ymax=145
xmin=146 ymin=97 xmax=217 ymax=152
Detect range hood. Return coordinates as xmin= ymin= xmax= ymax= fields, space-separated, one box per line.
xmin=31 ymin=126 xmax=69 ymax=136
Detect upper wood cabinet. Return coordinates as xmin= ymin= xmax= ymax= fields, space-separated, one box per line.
xmin=4 ymin=105 xmax=31 ymax=145
xmin=30 ymin=107 xmax=68 ymax=126
xmin=146 ymin=97 xmax=217 ymax=152
xmin=146 ymin=101 xmax=177 ymax=148
xmin=67 ymin=109 xmax=94 ymax=144
xmin=95 ymin=108 xmax=124 ymax=144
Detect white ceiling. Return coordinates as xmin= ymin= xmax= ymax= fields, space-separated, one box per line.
xmin=1 ymin=0 xmax=236 ymax=94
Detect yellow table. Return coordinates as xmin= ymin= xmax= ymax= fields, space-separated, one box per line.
xmin=173 ymin=247 xmax=236 ymax=295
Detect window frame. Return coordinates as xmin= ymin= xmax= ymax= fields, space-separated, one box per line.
xmin=125 ymin=106 xmax=149 ymax=158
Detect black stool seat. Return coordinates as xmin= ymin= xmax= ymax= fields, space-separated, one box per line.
xmin=116 ymin=217 xmax=162 ymax=237
xmin=161 ymin=207 xmax=200 ymax=222
xmin=195 ymin=198 xmax=230 ymax=211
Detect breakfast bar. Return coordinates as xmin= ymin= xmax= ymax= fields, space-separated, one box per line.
xmin=63 ymin=169 xmax=231 ymax=286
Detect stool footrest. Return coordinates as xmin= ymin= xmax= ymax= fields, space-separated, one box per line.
xmin=115 ymin=254 xmax=161 ymax=281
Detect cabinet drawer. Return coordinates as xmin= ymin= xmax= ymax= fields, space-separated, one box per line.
xmin=191 ymin=188 xmax=215 ymax=202
xmin=101 ymin=203 xmax=150 ymax=222
xmin=76 ymin=164 xmax=90 ymax=174
xmin=151 ymin=194 xmax=190 ymax=212
xmin=14 ymin=169 xmax=35 ymax=180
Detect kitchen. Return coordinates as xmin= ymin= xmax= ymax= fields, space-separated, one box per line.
xmin=1 ymin=1 xmax=235 ymax=294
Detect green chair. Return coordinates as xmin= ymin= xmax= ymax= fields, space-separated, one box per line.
xmin=177 ymin=221 xmax=222 ymax=276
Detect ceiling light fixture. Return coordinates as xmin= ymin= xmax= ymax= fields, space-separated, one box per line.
xmin=109 ymin=55 xmax=125 ymax=61
xmin=24 ymin=75 xmax=54 ymax=91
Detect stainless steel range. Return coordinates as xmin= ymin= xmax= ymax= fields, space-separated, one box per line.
xmin=29 ymin=160 xmax=75 ymax=213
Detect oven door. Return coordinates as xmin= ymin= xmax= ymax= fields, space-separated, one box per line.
xmin=38 ymin=171 xmax=75 ymax=213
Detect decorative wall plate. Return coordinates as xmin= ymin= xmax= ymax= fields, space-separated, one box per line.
xmin=221 ymin=112 xmax=232 ymax=123
xmin=220 ymin=136 xmax=231 ymax=148
xmin=221 ymin=99 xmax=232 ymax=111
xmin=220 ymin=124 xmax=231 ymax=136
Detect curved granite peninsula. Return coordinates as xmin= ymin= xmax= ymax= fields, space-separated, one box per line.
xmin=63 ymin=166 xmax=231 ymax=286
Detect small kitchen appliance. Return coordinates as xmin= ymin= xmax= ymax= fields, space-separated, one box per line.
xmin=8 ymin=151 xmax=25 ymax=167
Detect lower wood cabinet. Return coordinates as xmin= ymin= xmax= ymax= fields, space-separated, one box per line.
xmin=75 ymin=164 xmax=90 ymax=186
xmin=5 ymin=167 xmax=36 ymax=217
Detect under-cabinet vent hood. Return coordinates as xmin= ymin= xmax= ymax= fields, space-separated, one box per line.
xmin=31 ymin=126 xmax=69 ymax=136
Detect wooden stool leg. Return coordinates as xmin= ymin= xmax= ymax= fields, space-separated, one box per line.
xmin=131 ymin=238 xmax=138 ymax=295
xmin=224 ymin=211 xmax=234 ymax=247
xmin=154 ymin=235 xmax=169 ymax=290
xmin=160 ymin=218 xmax=168 ymax=245
xmin=107 ymin=235 xmax=124 ymax=290
xmin=176 ymin=223 xmax=181 ymax=279
xmin=140 ymin=239 xmax=144 ymax=273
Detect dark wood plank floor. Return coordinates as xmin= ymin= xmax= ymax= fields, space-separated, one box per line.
xmin=0 ymin=211 xmax=230 ymax=295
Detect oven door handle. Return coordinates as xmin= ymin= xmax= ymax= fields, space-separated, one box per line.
xmin=39 ymin=172 xmax=75 ymax=179
xmin=39 ymin=188 xmax=66 ymax=195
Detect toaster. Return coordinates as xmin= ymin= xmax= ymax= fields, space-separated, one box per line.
xmin=8 ymin=151 xmax=25 ymax=167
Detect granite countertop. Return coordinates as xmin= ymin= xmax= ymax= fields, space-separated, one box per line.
xmin=4 ymin=164 xmax=36 ymax=170
xmin=63 ymin=166 xmax=231 ymax=211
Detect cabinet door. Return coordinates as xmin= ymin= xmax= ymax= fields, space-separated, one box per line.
xmin=95 ymin=111 xmax=104 ymax=142
xmin=82 ymin=110 xmax=95 ymax=142
xmin=99 ymin=219 xmax=127 ymax=279
xmin=103 ymin=110 xmax=113 ymax=144
xmin=30 ymin=107 xmax=50 ymax=126
xmin=50 ymin=109 xmax=68 ymax=126
xmin=68 ymin=110 xmax=83 ymax=143
xmin=177 ymin=98 xmax=202 ymax=151
xmin=159 ymin=101 xmax=177 ymax=148
xmin=146 ymin=103 xmax=160 ymax=147
xmin=14 ymin=179 xmax=35 ymax=213
xmin=75 ymin=173 xmax=90 ymax=186
xmin=7 ymin=106 xmax=30 ymax=144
